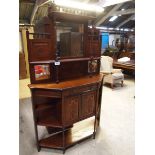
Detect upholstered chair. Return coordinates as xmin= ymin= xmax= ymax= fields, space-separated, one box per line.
xmin=100 ymin=56 xmax=124 ymax=89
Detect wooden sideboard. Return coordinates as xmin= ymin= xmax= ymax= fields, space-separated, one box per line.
xmin=28 ymin=74 xmax=104 ymax=153
xmin=26 ymin=8 xmax=103 ymax=153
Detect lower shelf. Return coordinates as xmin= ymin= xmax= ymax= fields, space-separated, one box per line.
xmin=39 ymin=117 xmax=95 ymax=150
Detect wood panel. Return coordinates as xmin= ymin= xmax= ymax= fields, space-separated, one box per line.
xmin=86 ymin=28 xmax=101 ymax=57
xmin=28 ymin=39 xmax=53 ymax=62
xmin=80 ymin=90 xmax=96 ymax=119
xmin=19 ymin=52 xmax=27 ymax=79
xmin=63 ymin=96 xmax=80 ymax=126
xmin=59 ymin=60 xmax=88 ymax=81
xmin=29 ymin=59 xmax=100 ymax=84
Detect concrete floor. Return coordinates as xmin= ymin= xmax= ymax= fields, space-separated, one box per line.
xmin=19 ymin=76 xmax=134 ymax=155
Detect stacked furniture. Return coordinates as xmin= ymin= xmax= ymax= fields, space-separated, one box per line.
xmin=27 ymin=8 xmax=104 ymax=154
xmin=113 ymin=51 xmax=135 ymax=74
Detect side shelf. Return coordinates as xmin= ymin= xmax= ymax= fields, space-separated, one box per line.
xmin=36 ymin=103 xmax=54 ymax=111
xmin=37 ymin=116 xmax=62 ymax=128
xmin=32 ymin=96 xmax=63 ymax=128
xmin=39 ymin=117 xmax=95 ymax=150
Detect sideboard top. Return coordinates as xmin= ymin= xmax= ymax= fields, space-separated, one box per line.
xmin=28 ymin=73 xmax=104 ymax=90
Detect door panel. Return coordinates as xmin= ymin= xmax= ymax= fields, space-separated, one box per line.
xmin=80 ymin=91 xmax=96 ymax=119
xmin=63 ymin=95 xmax=80 ymax=126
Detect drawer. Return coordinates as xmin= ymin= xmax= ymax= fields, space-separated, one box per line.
xmin=33 ymin=89 xmax=61 ymax=98
xmin=63 ymin=84 xmax=98 ymax=96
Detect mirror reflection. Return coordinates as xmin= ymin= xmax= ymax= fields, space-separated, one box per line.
xmin=56 ymin=22 xmax=84 ymax=57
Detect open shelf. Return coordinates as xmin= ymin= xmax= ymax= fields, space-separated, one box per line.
xmin=36 ymin=103 xmax=54 ymax=111
xmin=37 ymin=116 xmax=62 ymax=128
xmin=39 ymin=117 xmax=95 ymax=149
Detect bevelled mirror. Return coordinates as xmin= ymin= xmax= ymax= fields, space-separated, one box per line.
xmin=56 ymin=21 xmax=84 ymax=58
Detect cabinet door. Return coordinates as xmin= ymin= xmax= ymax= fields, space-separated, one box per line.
xmin=80 ymin=90 xmax=96 ymax=119
xmin=63 ymin=95 xmax=80 ymax=126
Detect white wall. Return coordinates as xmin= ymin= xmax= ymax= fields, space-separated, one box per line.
xmin=109 ymin=34 xmax=121 ymax=46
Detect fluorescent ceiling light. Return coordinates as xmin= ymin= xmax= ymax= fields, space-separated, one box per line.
xmin=109 ymin=16 xmax=118 ymax=22
xmin=100 ymin=0 xmax=132 ymax=7
xmin=54 ymin=0 xmax=104 ymax=12
xmin=118 ymin=14 xmax=122 ymax=16
xmin=121 ymin=8 xmax=125 ymax=11
xmin=109 ymin=28 xmax=114 ymax=30
xmin=124 ymin=28 xmax=129 ymax=31
xmin=96 ymin=26 xmax=108 ymax=30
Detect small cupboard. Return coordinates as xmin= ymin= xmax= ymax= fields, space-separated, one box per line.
xmin=29 ymin=75 xmax=103 ymax=153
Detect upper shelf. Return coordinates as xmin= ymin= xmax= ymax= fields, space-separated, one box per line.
xmin=29 ymin=57 xmax=100 ymax=64
xmin=48 ymin=11 xmax=96 ymax=23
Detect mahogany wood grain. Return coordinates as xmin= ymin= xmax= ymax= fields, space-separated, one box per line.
xmin=28 ymin=74 xmax=104 ymax=90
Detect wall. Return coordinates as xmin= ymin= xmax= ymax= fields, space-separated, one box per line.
xmin=19 ymin=31 xmax=23 ymax=53
xmin=20 ymin=26 xmax=34 ymax=78
xmin=109 ymin=34 xmax=121 ymax=46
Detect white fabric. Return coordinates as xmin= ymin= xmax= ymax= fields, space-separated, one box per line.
xmin=100 ymin=56 xmax=124 ymax=87
xmin=100 ymin=56 xmax=113 ymax=73
xmin=118 ymin=57 xmax=130 ymax=62
xmin=112 ymin=73 xmax=124 ymax=80
xmin=112 ymin=69 xmax=122 ymax=73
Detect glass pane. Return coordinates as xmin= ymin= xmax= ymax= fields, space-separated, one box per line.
xmin=56 ymin=22 xmax=84 ymax=57
xmin=34 ymin=65 xmax=50 ymax=81
xmin=88 ymin=60 xmax=98 ymax=73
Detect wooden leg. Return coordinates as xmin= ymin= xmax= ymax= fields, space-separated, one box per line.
xmin=111 ymin=83 xmax=114 ymax=89
xmin=62 ymin=127 xmax=65 ymax=154
xmin=121 ymin=80 xmax=123 ymax=87
xmin=93 ymin=132 xmax=96 ymax=139
xmin=63 ymin=149 xmax=66 ymax=154
xmin=37 ymin=146 xmax=41 ymax=152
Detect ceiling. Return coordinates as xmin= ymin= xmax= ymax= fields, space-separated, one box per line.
xmin=19 ymin=0 xmax=135 ymax=30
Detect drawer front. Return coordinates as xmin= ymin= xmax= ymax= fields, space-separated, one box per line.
xmin=33 ymin=89 xmax=61 ymax=98
xmin=63 ymin=84 xmax=98 ymax=96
